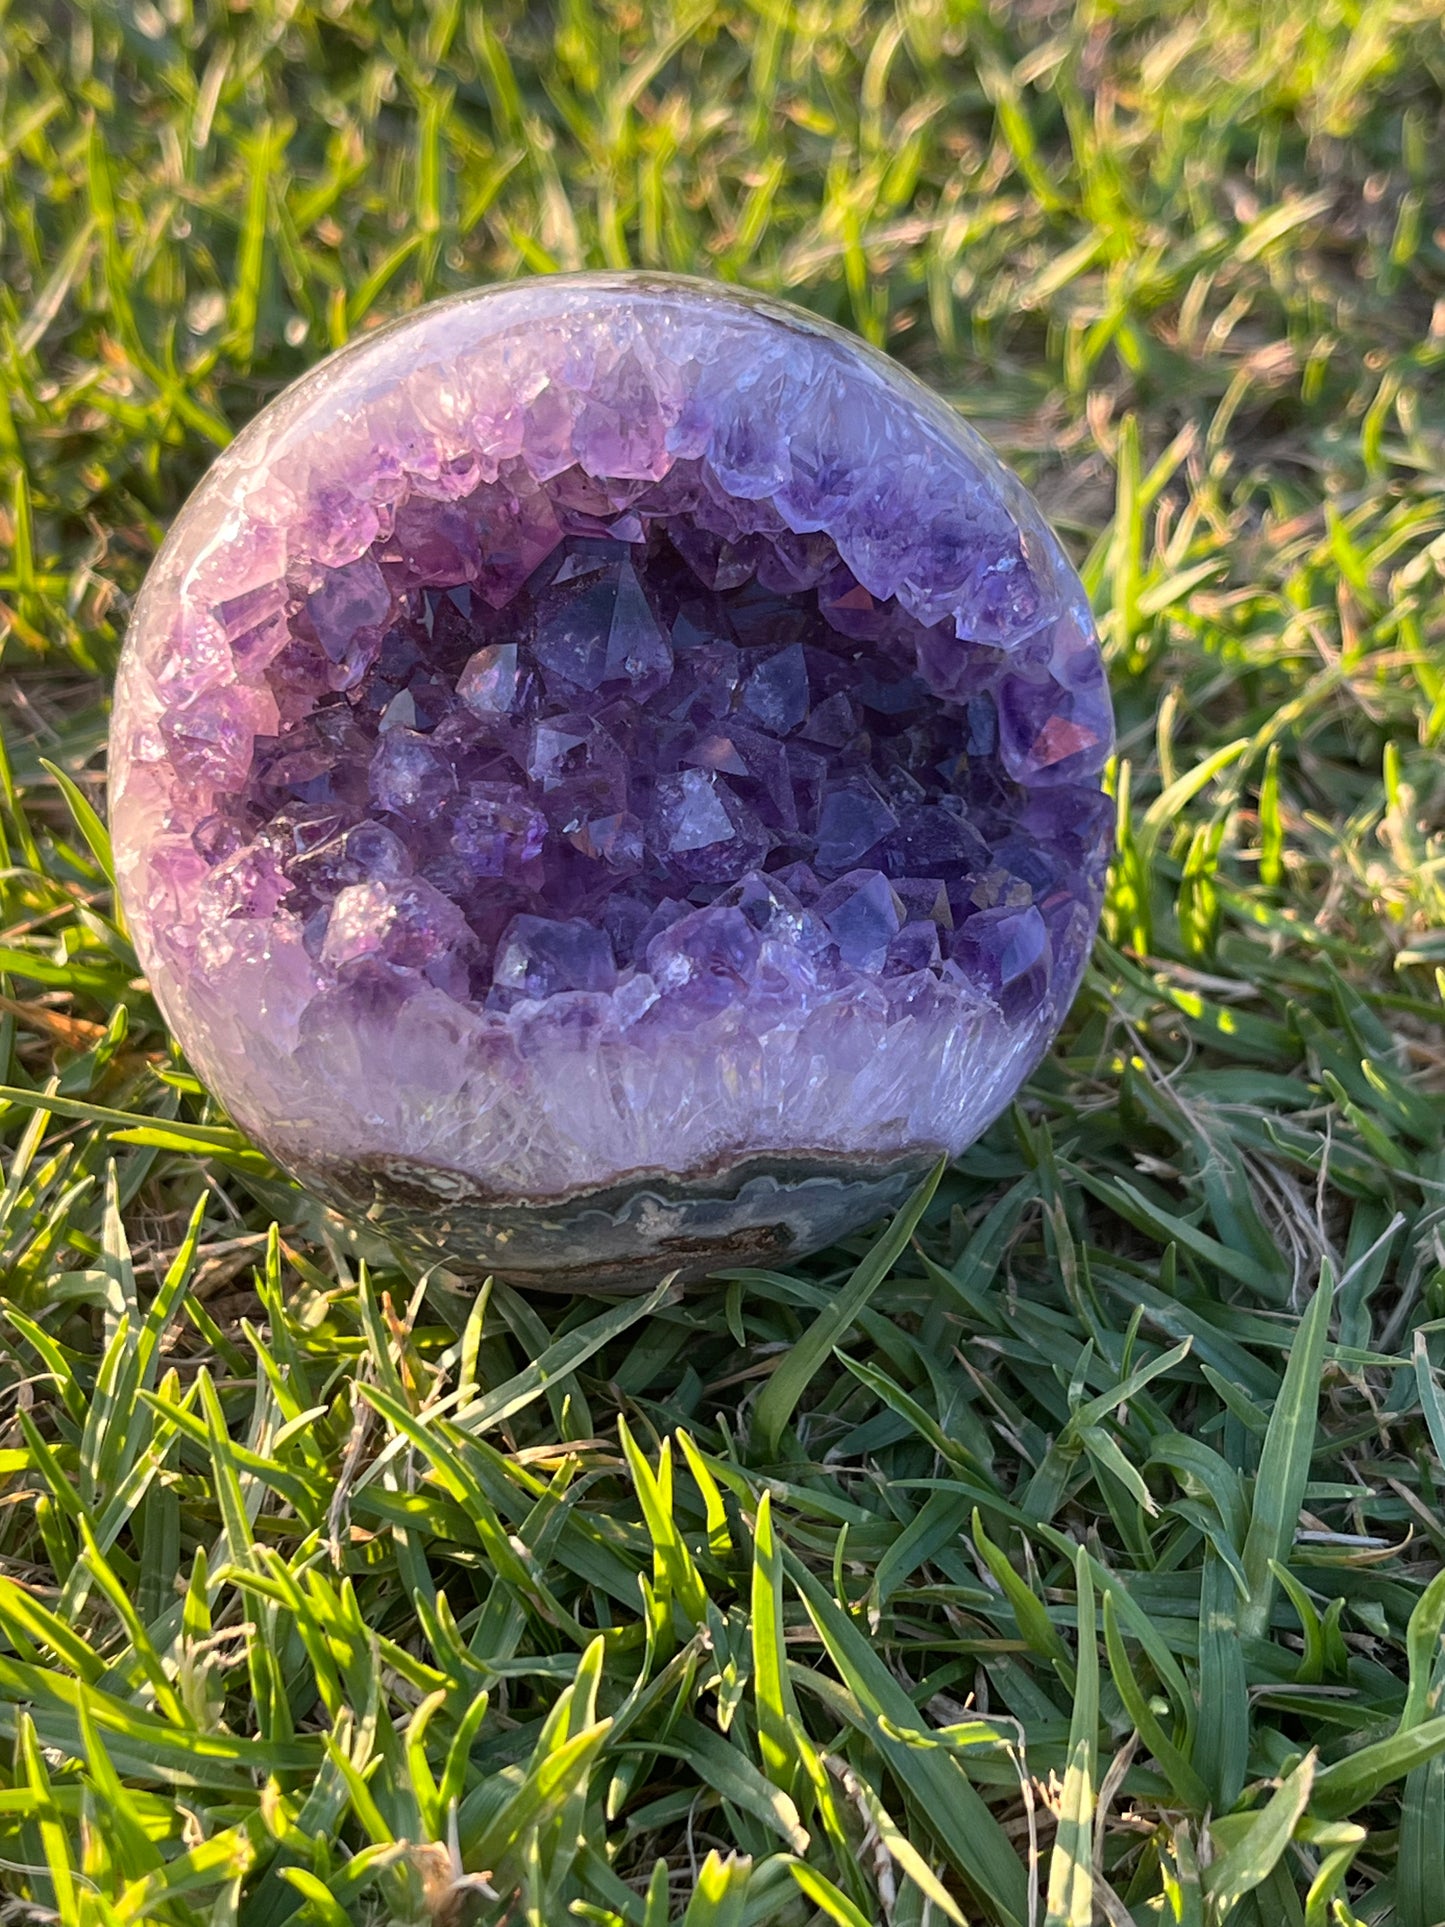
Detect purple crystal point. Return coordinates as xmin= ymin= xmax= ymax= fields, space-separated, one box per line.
xmin=816 ymin=870 xmax=904 ymax=970
xmin=606 ymin=560 xmax=672 ymax=683
xmin=307 ymin=557 xmax=391 ymax=663
xmin=670 ymin=770 xmax=736 ymax=851
xmin=741 ymin=644 xmax=809 ymax=733
xmin=370 ymin=728 xmax=455 ymax=820
xmin=457 ymin=643 xmax=519 ymax=718
xmin=110 ymin=274 xmax=1113 ymax=1288
xmin=495 ymin=914 xmax=617 ymax=1000
xmin=450 ymin=786 xmax=547 ymax=880
xmin=815 ymin=782 xmax=897 ymax=874
xmin=647 ymin=903 xmax=761 ymax=1011
xmin=953 ymin=903 xmax=1052 ymax=1021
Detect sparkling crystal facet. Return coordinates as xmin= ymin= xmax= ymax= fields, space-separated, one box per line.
xmin=110 ymin=274 xmax=1113 ymax=1287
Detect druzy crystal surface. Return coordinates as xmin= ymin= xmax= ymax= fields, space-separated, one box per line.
xmin=110 ymin=275 xmax=1113 ymax=1286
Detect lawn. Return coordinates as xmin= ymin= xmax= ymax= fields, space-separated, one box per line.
xmin=2 ymin=1 xmax=1445 ymax=1922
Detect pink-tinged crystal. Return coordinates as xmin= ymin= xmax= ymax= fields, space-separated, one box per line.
xmin=109 ymin=274 xmax=1113 ymax=1288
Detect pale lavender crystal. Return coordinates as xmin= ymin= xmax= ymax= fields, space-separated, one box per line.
xmin=109 ymin=274 xmax=1113 ymax=1286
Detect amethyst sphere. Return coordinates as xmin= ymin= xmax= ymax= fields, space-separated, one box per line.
xmin=110 ymin=275 xmax=1113 ymax=1288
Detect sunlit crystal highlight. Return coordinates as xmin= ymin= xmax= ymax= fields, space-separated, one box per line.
xmin=110 ymin=274 xmax=1113 ymax=1285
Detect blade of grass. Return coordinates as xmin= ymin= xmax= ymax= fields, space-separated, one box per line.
xmin=753 ymin=1159 xmax=944 ymax=1458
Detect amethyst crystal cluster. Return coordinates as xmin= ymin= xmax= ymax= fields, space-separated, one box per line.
xmin=110 ymin=276 xmax=1112 ymax=1286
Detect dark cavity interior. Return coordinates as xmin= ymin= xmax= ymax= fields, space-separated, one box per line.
xmin=193 ymin=461 xmax=1105 ymax=1023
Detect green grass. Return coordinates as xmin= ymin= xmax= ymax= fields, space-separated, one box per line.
xmin=2 ymin=0 xmax=1445 ymax=1921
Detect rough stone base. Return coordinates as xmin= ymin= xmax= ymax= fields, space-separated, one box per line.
xmin=296 ymin=1146 xmax=938 ymax=1291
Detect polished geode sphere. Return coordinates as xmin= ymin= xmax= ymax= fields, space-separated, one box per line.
xmin=110 ymin=274 xmax=1113 ymax=1287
